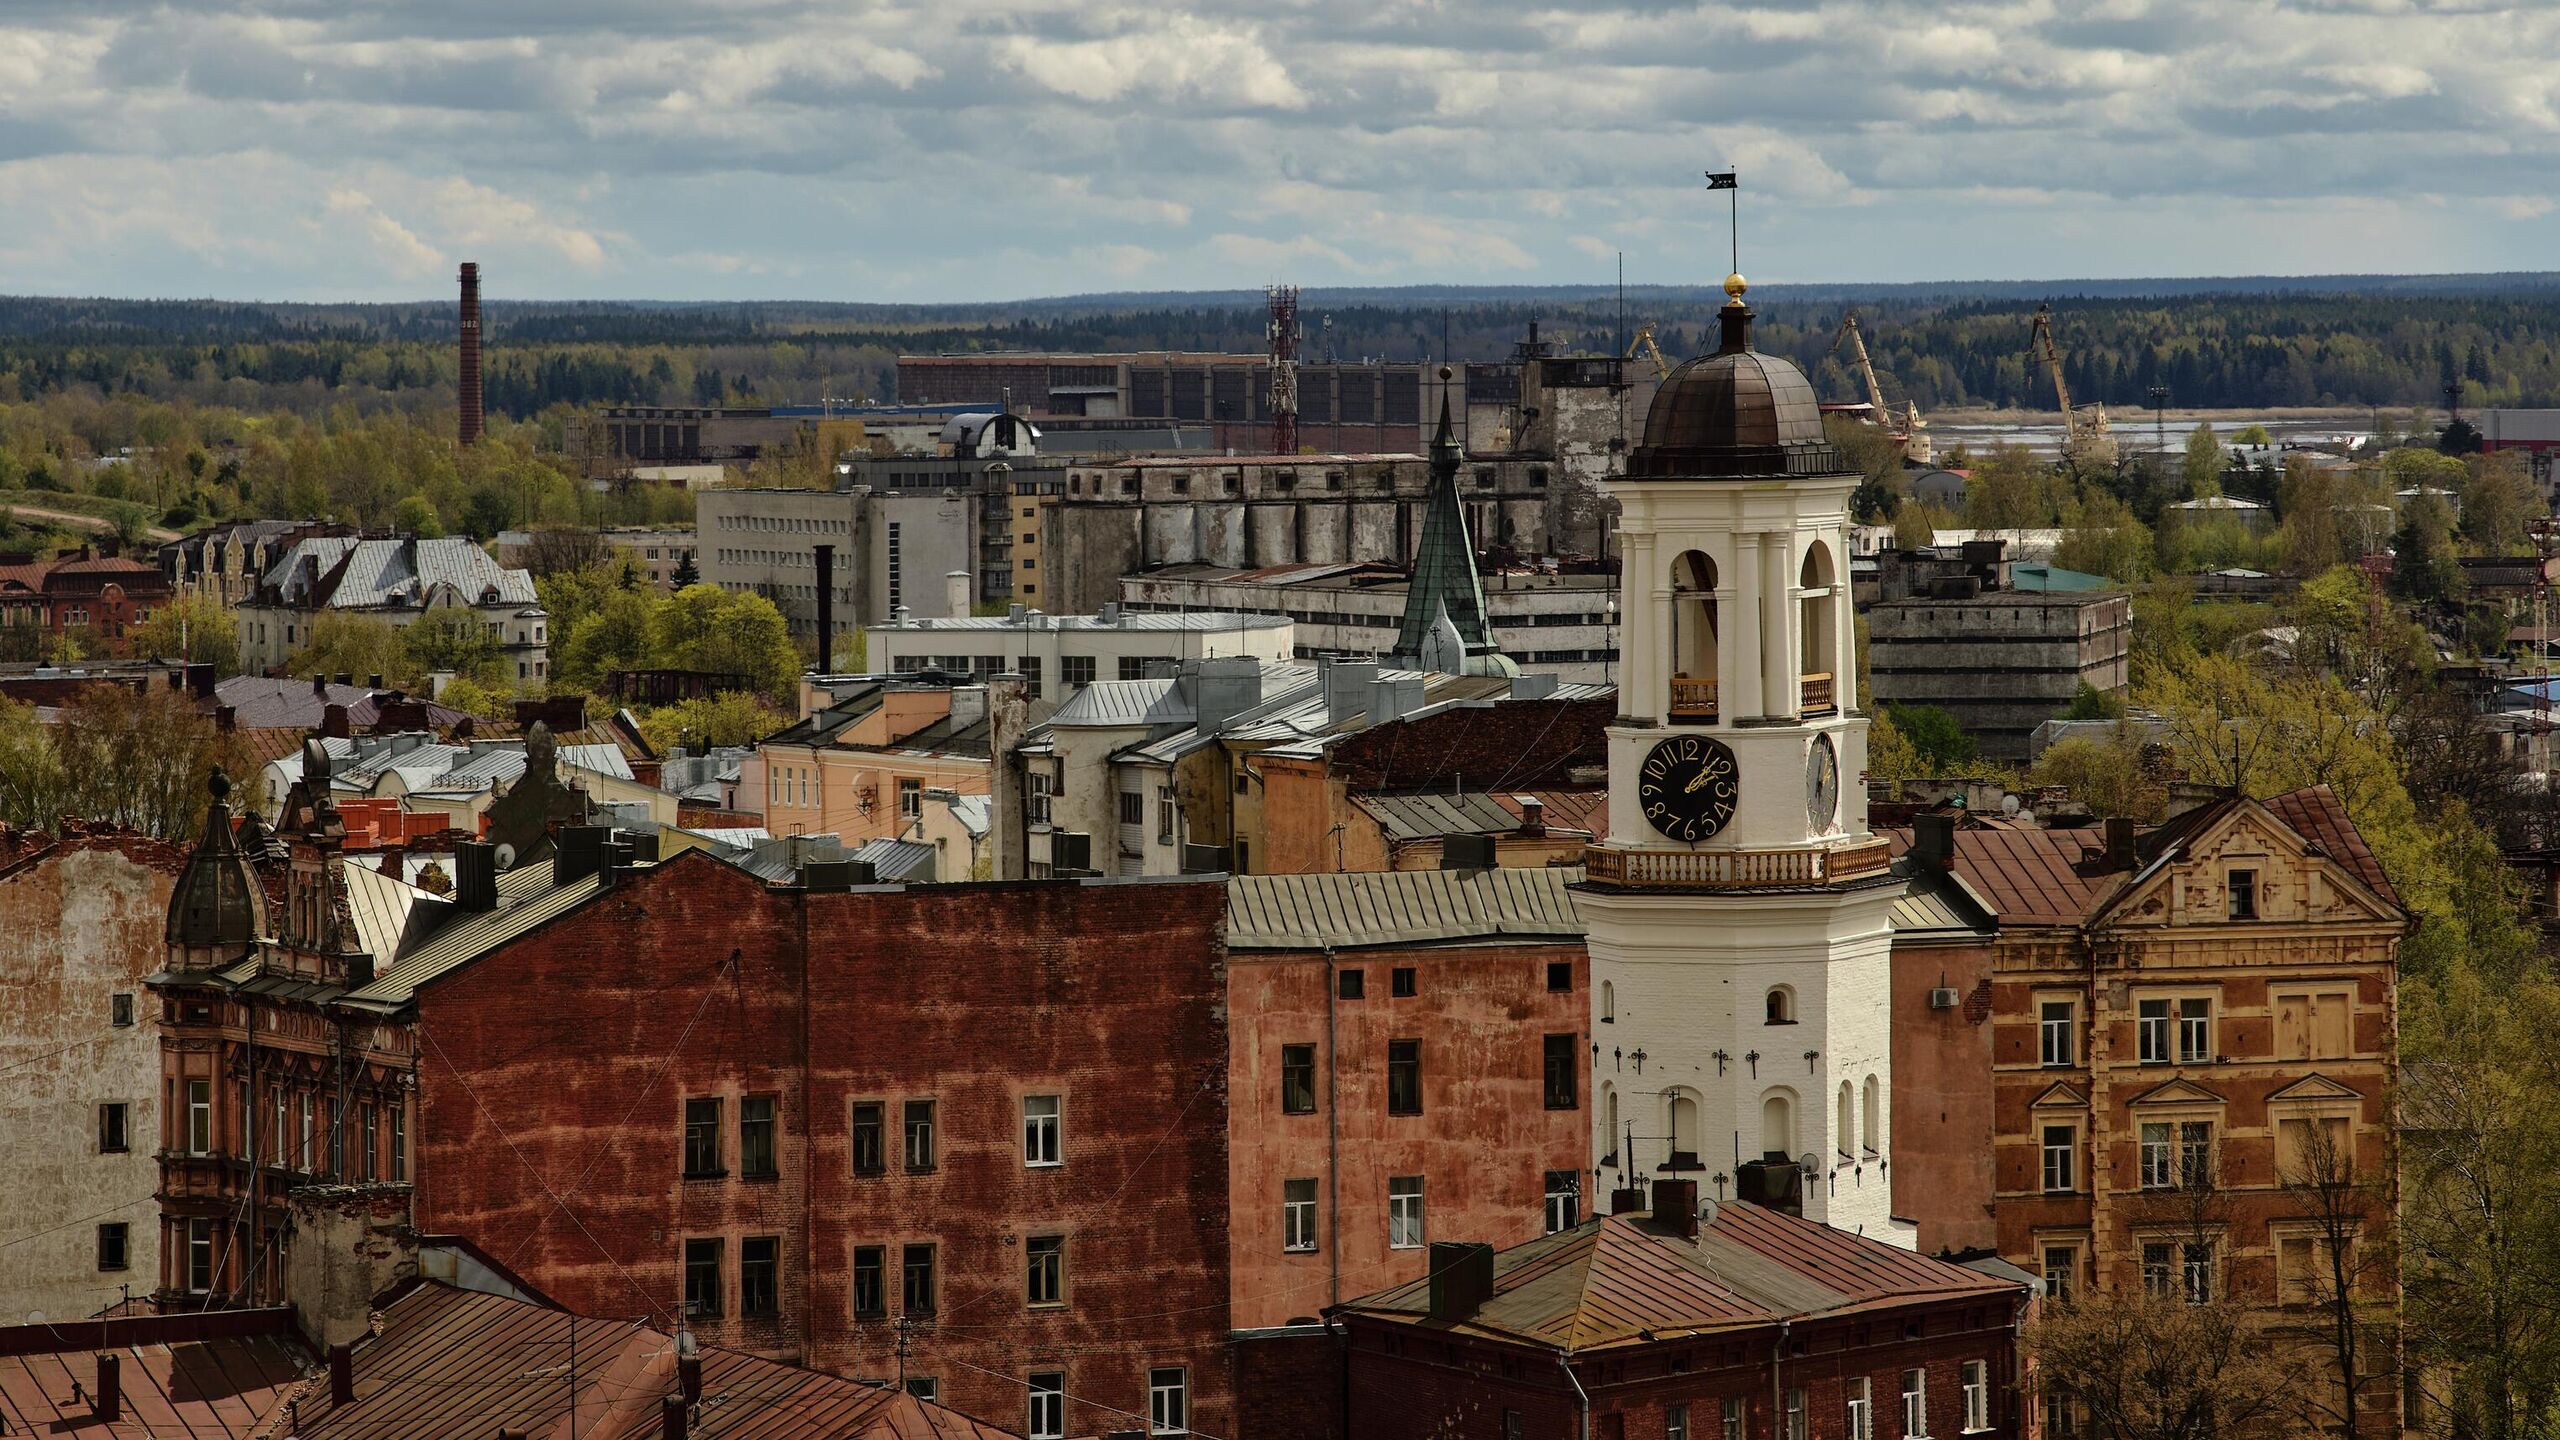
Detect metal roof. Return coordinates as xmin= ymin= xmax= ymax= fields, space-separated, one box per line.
xmin=0 ymin=1317 xmax=309 ymax=1439
xmin=1225 ymin=866 xmax=1587 ymax=950
xmin=849 ymin=836 xmax=938 ymax=882
xmin=1356 ymin=791 xmax=1529 ymax=841
xmin=342 ymin=863 xmax=606 ymax=1008
xmin=267 ymin=535 xmax=537 ymax=610
xmin=339 ymin=858 xmax=442 ymax=963
xmin=876 ymin=610 xmax=1288 ymax=633
xmin=290 ymin=1283 xmax=1014 ymax=1440
xmin=1338 ymin=1203 xmax=2021 ymax=1356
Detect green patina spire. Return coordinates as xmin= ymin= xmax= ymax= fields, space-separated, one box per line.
xmin=1387 ymin=386 xmax=1516 ymax=678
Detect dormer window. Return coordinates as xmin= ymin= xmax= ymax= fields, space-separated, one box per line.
xmin=2227 ymin=869 xmax=2258 ymax=920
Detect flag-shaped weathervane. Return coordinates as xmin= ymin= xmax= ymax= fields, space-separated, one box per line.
xmin=1705 ymin=170 xmax=1741 ymax=284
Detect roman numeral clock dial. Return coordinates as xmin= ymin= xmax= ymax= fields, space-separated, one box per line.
xmin=1638 ymin=735 xmax=1739 ymax=842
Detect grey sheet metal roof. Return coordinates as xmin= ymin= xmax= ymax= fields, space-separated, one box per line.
xmin=560 ymin=743 xmax=634 ymax=781
xmin=1045 ymin=678 xmax=1186 ymax=728
xmin=849 ymin=836 xmax=937 ymax=882
xmin=270 ymin=535 xmax=538 ymax=609
xmin=1356 ymin=791 xmax=1529 ymax=841
xmin=1889 ymin=861 xmax=1998 ymax=939
xmin=342 ymin=864 xmax=607 ymax=1008
xmin=1225 ymin=865 xmax=1587 ymax=950
xmin=882 ymin=610 xmax=1288 ymax=633
xmin=340 ymin=859 xmax=443 ymax=964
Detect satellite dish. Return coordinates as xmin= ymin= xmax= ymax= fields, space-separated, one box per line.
xmin=23 ymin=1310 xmax=42 ymax=1324
xmin=1797 ymin=1152 xmax=1822 ymax=1178
xmin=2001 ymin=793 xmax=2022 ymax=816
xmin=1696 ymin=1196 xmax=1719 ymax=1228
xmin=494 ymin=843 xmax=518 ymax=871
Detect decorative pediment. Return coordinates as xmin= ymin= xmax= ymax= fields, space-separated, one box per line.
xmin=2030 ymin=1081 xmax=2089 ymax=1110
xmin=2093 ymin=798 xmax=2400 ymax=931
xmin=2266 ymin=1073 xmax=2364 ymax=1104
xmin=2127 ymin=1076 xmax=2226 ymax=1108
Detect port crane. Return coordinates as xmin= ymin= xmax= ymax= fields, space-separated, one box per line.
xmin=2027 ymin=304 xmax=2117 ymax=469
xmin=1827 ymin=311 xmax=1933 ymax=465
xmin=1624 ymin=322 xmax=1673 ymax=380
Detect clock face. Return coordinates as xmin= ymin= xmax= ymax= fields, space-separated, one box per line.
xmin=1807 ymin=733 xmax=1840 ymax=834
xmin=1639 ymin=735 xmax=1739 ymax=842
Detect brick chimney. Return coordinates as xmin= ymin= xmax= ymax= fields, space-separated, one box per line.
xmin=458 ymin=262 xmax=484 ymax=447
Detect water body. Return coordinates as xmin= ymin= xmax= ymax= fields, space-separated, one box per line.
xmin=1926 ymin=415 xmax=2375 ymax=463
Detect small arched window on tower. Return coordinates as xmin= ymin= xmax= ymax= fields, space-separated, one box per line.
xmin=1761 ymin=1091 xmax=1796 ymax=1161
xmin=1669 ymin=550 xmax=1719 ymax=721
xmin=1602 ymin=1084 xmax=1620 ymax=1164
xmin=1765 ymin=985 xmax=1797 ymax=1025
xmin=1600 ymin=979 xmax=1615 ymax=1023
xmin=1837 ymin=1081 xmax=1856 ymax=1158
xmin=1668 ymin=1091 xmax=1701 ymax=1166
xmin=1863 ymin=1074 xmax=1883 ymax=1157
xmin=1799 ymin=540 xmax=1838 ymax=716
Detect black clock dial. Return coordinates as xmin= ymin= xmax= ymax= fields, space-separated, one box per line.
xmin=1807 ymin=733 xmax=1839 ymax=833
xmin=1639 ymin=735 xmax=1739 ymax=842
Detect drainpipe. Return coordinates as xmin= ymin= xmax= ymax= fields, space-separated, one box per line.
xmin=1559 ymin=1356 xmax=1592 ymax=1440
xmin=1324 ymin=943 xmax=1341 ymax=1310
xmin=1771 ymin=1320 xmax=1791 ymax=1440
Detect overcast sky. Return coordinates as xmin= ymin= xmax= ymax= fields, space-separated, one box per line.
xmin=0 ymin=0 xmax=2552 ymax=302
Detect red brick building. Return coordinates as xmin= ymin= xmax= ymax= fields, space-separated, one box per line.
xmin=1886 ymin=791 xmax=2405 ymax=1435
xmin=1222 ymin=868 xmax=1592 ymax=1329
xmin=0 ymin=550 xmax=170 ymax=654
xmin=1334 ymin=1184 xmax=2027 ymax=1440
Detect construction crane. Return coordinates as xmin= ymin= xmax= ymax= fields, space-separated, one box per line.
xmin=2027 ymin=304 xmax=2117 ymax=469
xmin=1624 ymin=322 xmax=1672 ymax=380
xmin=1827 ymin=311 xmax=1933 ymax=466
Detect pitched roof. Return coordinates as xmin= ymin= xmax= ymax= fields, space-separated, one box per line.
xmin=264 ymin=535 xmax=537 ymax=611
xmin=2261 ymin=785 xmax=2397 ymax=904
xmin=1338 ymin=1203 xmax=2019 ymax=1355
xmin=289 ymin=1283 xmax=1014 ymax=1440
xmin=0 ymin=1311 xmax=309 ymax=1439
xmin=1355 ymin=790 xmax=1529 ymax=841
xmin=1881 ymin=826 xmax=2121 ymax=926
xmin=212 ymin=676 xmax=471 ymax=731
xmin=1225 ymin=866 xmax=1586 ymax=950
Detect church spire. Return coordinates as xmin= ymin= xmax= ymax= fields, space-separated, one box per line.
xmin=1386 ymin=374 xmax=1516 ymax=678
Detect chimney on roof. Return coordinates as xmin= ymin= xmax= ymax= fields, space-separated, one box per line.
xmin=94 ymin=1352 xmax=119 ymax=1422
xmin=661 ymin=1394 xmax=688 ymax=1440
xmin=322 ymin=703 xmax=351 ymax=739
xmin=458 ymin=262 xmax=484 ymax=447
xmin=187 ymin=662 xmax=214 ymax=699
xmin=216 ymin=704 xmax=236 ymax=731
xmin=554 ymin=824 xmax=611 ymax=886
xmin=367 ymin=673 xmax=383 ymax=690
xmin=328 ymin=1343 xmax=354 ymax=1406
xmin=1517 ymin=796 xmax=1545 ymax=836
xmin=814 ymin=543 xmax=835 ymax=673
xmin=677 ymin=1353 xmax=703 ymax=1404
xmin=1651 ymin=1177 xmax=1701 ymax=1240
xmin=313 ymin=673 xmax=329 ymax=697
xmin=1912 ymin=812 xmax=1956 ymax=871
xmin=1611 ymin=1186 xmax=1646 ymax=1216
xmin=1369 ymin=674 xmax=1424 ymax=725
xmin=454 ymin=839 xmax=498 ymax=910
xmin=1425 ymin=1241 xmax=1496 ymax=1322
xmin=2102 ymin=815 xmax=2138 ymax=872
xmin=335 ymin=672 xmax=353 ymax=687
xmin=1326 ymin=660 xmax=1378 ymax=727
xmin=1193 ymin=656 xmax=1263 ymax=736
xmin=944 ymin=569 xmax=970 ymax=618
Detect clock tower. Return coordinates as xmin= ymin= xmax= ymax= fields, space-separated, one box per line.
xmin=1581 ymin=274 xmax=1908 ymax=1243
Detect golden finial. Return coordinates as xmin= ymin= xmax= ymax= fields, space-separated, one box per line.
xmin=1723 ymin=272 xmax=1748 ymax=308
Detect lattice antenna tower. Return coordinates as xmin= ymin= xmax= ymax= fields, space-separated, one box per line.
xmin=1267 ymin=285 xmax=1302 ymax=455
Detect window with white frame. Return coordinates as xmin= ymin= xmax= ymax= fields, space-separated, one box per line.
xmin=2181 ymin=1240 xmax=2216 ymax=1304
xmin=1721 ymin=1397 xmax=1743 ymax=1440
xmin=1848 ymin=1376 xmax=1873 ymax=1440
xmin=1785 ymin=1387 xmax=1807 ymax=1440
xmin=1284 ymin=1179 xmax=1318 ymax=1252
xmin=1148 ymin=1367 xmax=1188 ymax=1435
xmin=2041 ymin=1124 xmax=2076 ymax=1193
xmin=1388 ymin=1176 xmax=1425 ymax=1249
xmin=1028 ymin=1373 xmax=1064 ymax=1440
xmin=2138 ymin=998 xmax=2172 ymax=1062
xmin=2039 ymin=999 xmax=2076 ymax=1066
xmin=1544 ymin=1170 xmax=1580 ymax=1234
xmin=1902 ymin=1368 xmax=1928 ymax=1438
xmin=1023 ymin=1095 xmax=1061 ymax=1167
xmin=1028 ymin=772 xmax=1052 ymax=826
xmin=899 ymin=778 xmax=922 ymax=819
xmin=187 ymin=1079 xmax=211 ymax=1155
xmin=1962 ymin=1361 xmax=1989 ymax=1432
xmin=2041 ymin=1242 xmax=2079 ymax=1305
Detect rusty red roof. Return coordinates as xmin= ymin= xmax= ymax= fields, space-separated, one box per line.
xmin=1338 ymin=1202 xmax=2019 ymax=1354
xmin=2262 ymin=784 xmax=2397 ymax=905
xmin=0 ymin=1310 xmax=309 ymax=1439
xmin=294 ymin=1283 xmax=1017 ymax=1440
xmin=1883 ymin=824 xmax=2120 ymax=926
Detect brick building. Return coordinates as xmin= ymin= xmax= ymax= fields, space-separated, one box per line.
xmin=1886 ymin=790 xmax=2405 ymax=1433
xmin=0 ymin=550 xmax=171 ymax=654
xmin=0 ymin=823 xmax=187 ymax=1326
xmin=1333 ymin=1185 xmax=2027 ymax=1440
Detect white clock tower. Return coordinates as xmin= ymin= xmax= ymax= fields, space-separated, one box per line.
xmin=1582 ymin=274 xmax=1909 ymax=1244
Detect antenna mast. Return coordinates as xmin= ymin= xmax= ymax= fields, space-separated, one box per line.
xmin=1266 ymin=285 xmax=1301 ymax=456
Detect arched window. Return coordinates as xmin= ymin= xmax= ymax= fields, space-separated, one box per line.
xmin=1863 ymin=1075 xmax=1883 ymax=1157
xmin=1766 ymin=986 xmax=1797 ymax=1025
xmin=1761 ymin=1091 xmax=1796 ymax=1161
xmin=1669 ymin=550 xmax=1719 ymax=721
xmin=1669 ymin=1091 xmax=1701 ymax=1161
xmin=1799 ymin=540 xmax=1838 ymax=714
xmin=1603 ymin=1085 xmax=1620 ymax=1161
xmin=1600 ymin=979 xmax=1615 ymax=1023
xmin=1838 ymin=1081 xmax=1856 ymax=1158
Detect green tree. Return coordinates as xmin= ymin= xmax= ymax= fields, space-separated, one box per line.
xmin=130 ymin=594 xmax=241 ymax=676
xmin=1964 ymin=445 xmax=2065 ymax=530
xmin=432 ymin=675 xmax=511 ymax=720
xmin=2182 ymin=422 xmax=2223 ymax=499
xmin=2055 ymin=486 xmax=2153 ymax=583
xmin=2231 ymin=424 xmax=2272 ymax=448
xmin=1881 ymin=703 xmax=1977 ymax=773
xmin=2460 ymin=450 xmax=2541 ymax=556
xmin=636 ymin=691 xmax=792 ymax=754
xmin=2390 ymin=490 xmax=2461 ymax=605
xmin=390 ymin=493 xmax=446 ymax=539
xmin=286 ymin=613 xmax=417 ymax=690
xmin=0 ymin=685 xmax=250 ymax=841
xmin=2023 ymin=729 xmax=2164 ymax=823
xmin=647 ymin=584 xmax=801 ymax=700
xmin=404 ymin=608 xmax=504 ymax=684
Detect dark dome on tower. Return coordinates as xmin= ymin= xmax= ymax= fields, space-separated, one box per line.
xmin=1629 ymin=276 xmax=1844 ymax=479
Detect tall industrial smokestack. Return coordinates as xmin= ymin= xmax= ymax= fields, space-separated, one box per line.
xmin=458 ymin=262 xmax=484 ymax=447
xmin=813 ymin=544 xmax=835 ymax=673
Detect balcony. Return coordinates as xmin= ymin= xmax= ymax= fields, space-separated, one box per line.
xmin=1583 ymin=835 xmax=1893 ymax=891
xmin=1801 ymin=672 xmax=1836 ymax=716
xmin=1668 ymin=675 xmax=1720 ymax=721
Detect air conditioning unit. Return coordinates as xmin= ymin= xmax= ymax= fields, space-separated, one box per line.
xmin=1929 ymin=987 xmax=1960 ymax=1010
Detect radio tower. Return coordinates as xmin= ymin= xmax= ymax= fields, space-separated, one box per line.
xmin=1266 ymin=285 xmax=1301 ymax=456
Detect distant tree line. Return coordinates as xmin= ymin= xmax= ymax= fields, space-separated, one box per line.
xmin=0 ymin=288 xmax=2553 ymax=421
